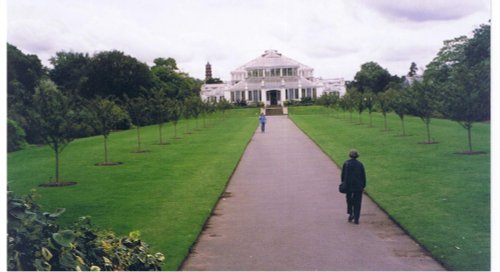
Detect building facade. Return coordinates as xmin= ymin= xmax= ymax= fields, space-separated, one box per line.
xmin=200 ymin=49 xmax=346 ymax=106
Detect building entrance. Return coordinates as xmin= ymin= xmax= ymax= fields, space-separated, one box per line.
xmin=267 ymin=90 xmax=280 ymax=106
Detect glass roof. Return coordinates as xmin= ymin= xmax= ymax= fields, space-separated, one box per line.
xmin=232 ymin=50 xmax=313 ymax=71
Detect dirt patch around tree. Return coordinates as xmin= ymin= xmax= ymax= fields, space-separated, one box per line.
xmin=94 ymin=162 xmax=123 ymax=166
xmin=39 ymin=181 xmax=77 ymax=187
xmin=454 ymin=151 xmax=487 ymax=155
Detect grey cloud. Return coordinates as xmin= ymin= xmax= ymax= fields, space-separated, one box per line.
xmin=359 ymin=0 xmax=489 ymax=22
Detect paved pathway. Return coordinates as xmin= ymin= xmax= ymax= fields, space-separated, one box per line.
xmin=182 ymin=116 xmax=444 ymax=271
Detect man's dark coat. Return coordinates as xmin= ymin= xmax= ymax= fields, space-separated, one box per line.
xmin=341 ymin=158 xmax=366 ymax=192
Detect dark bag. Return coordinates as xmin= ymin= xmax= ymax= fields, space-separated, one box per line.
xmin=339 ymin=182 xmax=347 ymax=194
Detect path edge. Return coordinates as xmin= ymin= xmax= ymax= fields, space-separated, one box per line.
xmin=178 ymin=124 xmax=259 ymax=270
xmin=288 ymin=115 xmax=449 ymax=270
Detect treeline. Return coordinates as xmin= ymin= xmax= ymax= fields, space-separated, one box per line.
xmin=7 ymin=45 xmax=235 ymax=153
xmin=316 ymin=23 xmax=490 ymax=152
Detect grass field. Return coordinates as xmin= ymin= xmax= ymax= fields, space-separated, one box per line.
xmin=289 ymin=106 xmax=490 ymax=271
xmin=7 ymin=108 xmax=260 ymax=270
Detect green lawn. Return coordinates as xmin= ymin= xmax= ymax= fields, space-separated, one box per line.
xmin=7 ymin=108 xmax=260 ymax=270
xmin=289 ymin=106 xmax=490 ymax=271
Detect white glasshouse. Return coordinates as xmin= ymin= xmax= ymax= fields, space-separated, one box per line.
xmin=200 ymin=49 xmax=346 ymax=107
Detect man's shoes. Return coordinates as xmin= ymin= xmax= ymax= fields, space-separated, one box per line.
xmin=348 ymin=215 xmax=354 ymax=222
xmin=354 ymin=220 xmax=359 ymax=225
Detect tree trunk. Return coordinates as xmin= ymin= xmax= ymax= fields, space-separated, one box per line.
xmin=383 ymin=113 xmax=388 ymax=131
xmin=400 ymin=116 xmax=406 ymax=136
xmin=159 ymin=123 xmax=163 ymax=144
xmin=425 ymin=119 xmax=431 ymax=143
xmin=174 ymin=123 xmax=178 ymax=138
xmin=136 ymin=126 xmax=141 ymax=151
xmin=55 ymin=143 xmax=60 ymax=183
xmin=466 ymin=122 xmax=473 ymax=152
xmin=369 ymin=112 xmax=373 ymax=127
xmin=104 ymin=135 xmax=108 ymax=163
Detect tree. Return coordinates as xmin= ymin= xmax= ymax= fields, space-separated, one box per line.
xmin=28 ymin=79 xmax=82 ymax=184
xmin=340 ymin=91 xmax=356 ymax=122
xmin=167 ymin=98 xmax=183 ymax=139
xmin=206 ymin=78 xmax=223 ymax=84
xmin=406 ymin=80 xmax=439 ymax=143
xmin=147 ymin=87 xmax=170 ymax=144
xmin=353 ymin=62 xmax=392 ymax=93
xmin=86 ymin=97 xmax=129 ymax=165
xmin=438 ymin=23 xmax=490 ymax=153
xmin=363 ymin=90 xmax=376 ymax=127
xmin=408 ymin=62 xmax=418 ymax=77
xmin=124 ymin=95 xmax=151 ymax=152
xmin=151 ymin=57 xmax=202 ymax=100
xmin=317 ymin=92 xmax=339 ymax=116
xmin=387 ymin=88 xmax=411 ymax=136
xmin=7 ymin=43 xmax=45 ymax=143
xmin=377 ymin=91 xmax=393 ymax=131
xmin=49 ymin=51 xmax=90 ymax=96
xmin=186 ymin=96 xmax=203 ymax=130
xmin=82 ymin=50 xmax=153 ymax=99
xmin=424 ymin=35 xmax=469 ymax=84
xmin=217 ymin=98 xmax=232 ymax=119
xmin=349 ymin=90 xmax=365 ymax=124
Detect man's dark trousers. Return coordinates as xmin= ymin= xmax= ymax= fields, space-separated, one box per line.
xmin=346 ymin=191 xmax=363 ymax=222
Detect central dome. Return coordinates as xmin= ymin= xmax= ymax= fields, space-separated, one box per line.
xmin=234 ymin=49 xmax=310 ymax=71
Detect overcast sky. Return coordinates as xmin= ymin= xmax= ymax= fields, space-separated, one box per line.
xmin=7 ymin=0 xmax=491 ymax=81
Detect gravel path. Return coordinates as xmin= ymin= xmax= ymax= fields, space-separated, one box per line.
xmin=182 ymin=115 xmax=444 ymax=271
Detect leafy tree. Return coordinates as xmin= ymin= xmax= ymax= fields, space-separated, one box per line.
xmin=349 ymin=90 xmax=365 ymax=124
xmin=377 ymin=91 xmax=393 ymax=131
xmin=186 ymin=96 xmax=203 ymax=130
xmin=206 ymin=77 xmax=223 ymax=84
xmin=86 ymin=97 xmax=129 ymax=164
xmin=406 ymin=80 xmax=439 ymax=143
xmin=147 ymin=87 xmax=170 ymax=144
xmin=424 ymin=35 xmax=469 ymax=84
xmin=125 ymin=95 xmax=151 ymax=152
xmin=28 ymin=79 xmax=82 ymax=183
xmin=363 ymin=90 xmax=376 ymax=127
xmin=151 ymin=57 xmax=202 ymax=100
xmin=7 ymin=119 xmax=27 ymax=152
xmin=317 ymin=92 xmax=339 ymax=116
xmin=353 ymin=61 xmax=392 ymax=93
xmin=7 ymin=43 xmax=45 ymax=143
xmin=408 ymin=62 xmax=418 ymax=77
xmin=168 ymin=98 xmax=184 ymax=139
xmin=340 ymin=91 xmax=356 ymax=122
xmin=437 ymin=23 xmax=490 ymax=152
xmin=49 ymin=51 xmax=90 ymax=95
xmin=217 ymin=98 xmax=232 ymax=119
xmin=200 ymin=100 xmax=209 ymax=128
xmin=82 ymin=50 xmax=153 ymax=99
xmin=387 ymin=88 xmax=410 ymax=136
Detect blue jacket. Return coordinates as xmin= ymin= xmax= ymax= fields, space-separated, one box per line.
xmin=259 ymin=115 xmax=266 ymax=124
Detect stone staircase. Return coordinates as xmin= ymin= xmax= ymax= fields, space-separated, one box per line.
xmin=265 ymin=106 xmax=285 ymax=116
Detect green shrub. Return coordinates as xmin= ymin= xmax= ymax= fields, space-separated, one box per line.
xmin=7 ymin=119 xmax=27 ymax=152
xmin=7 ymin=191 xmax=165 ymax=271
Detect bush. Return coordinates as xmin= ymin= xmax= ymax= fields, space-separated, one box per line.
xmin=7 ymin=119 xmax=27 ymax=152
xmin=7 ymin=191 xmax=165 ymax=271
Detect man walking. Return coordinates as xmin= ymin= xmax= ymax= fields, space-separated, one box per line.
xmin=341 ymin=149 xmax=366 ymax=224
